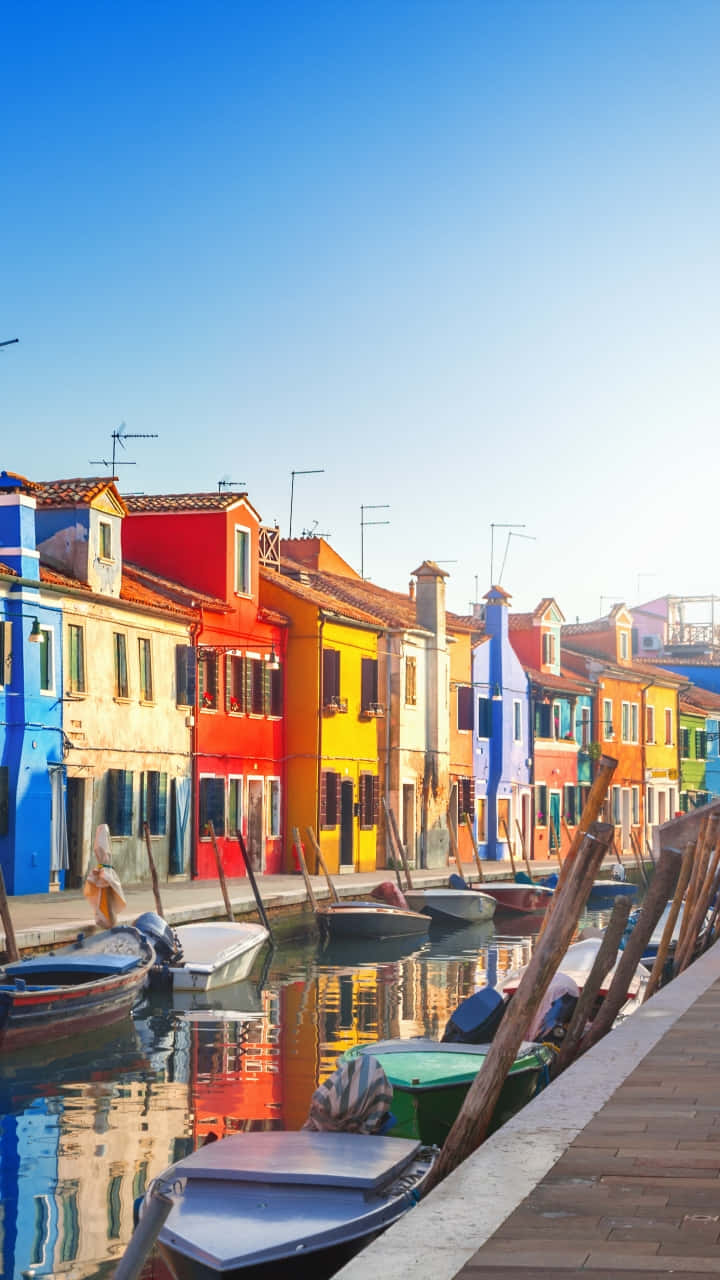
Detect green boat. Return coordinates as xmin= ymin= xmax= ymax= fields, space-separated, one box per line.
xmin=341 ymin=1038 xmax=553 ymax=1146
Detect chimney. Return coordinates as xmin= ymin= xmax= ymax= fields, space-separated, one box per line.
xmin=408 ymin=580 xmax=415 ymax=601
xmin=0 ymin=471 xmax=39 ymax=582
xmin=412 ymin=560 xmax=448 ymax=646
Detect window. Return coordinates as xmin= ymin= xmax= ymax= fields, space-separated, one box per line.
xmin=497 ymin=797 xmax=510 ymax=842
xmin=114 ymin=633 xmax=129 ymax=698
xmin=175 ymin=645 xmax=195 ymax=706
xmin=542 ymin=632 xmax=555 ymax=666
xmin=646 ymin=786 xmax=655 ymax=825
xmin=665 ymin=708 xmax=674 ymax=746
xmin=199 ymin=776 xmax=225 ymax=837
xmin=226 ymin=654 xmax=245 ymax=713
xmin=669 ymin=787 xmax=677 ymax=814
xmin=535 ymin=784 xmax=547 ymax=826
xmin=323 ymin=648 xmax=341 ymax=706
xmin=579 ymin=705 xmax=590 ymax=748
xmin=39 ymin=627 xmax=54 ymax=693
xmin=320 ymin=770 xmax=339 ymax=829
xmin=621 ymin=702 xmax=630 ymax=742
xmin=228 ymin=776 xmax=243 ymax=836
xmin=269 ymin=665 xmax=283 ymax=717
xmin=234 ymin=526 xmax=251 ymax=595
xmin=696 ymin=729 xmax=708 ymax=760
xmin=140 ymin=771 xmax=168 ymax=836
xmin=564 ymin=784 xmax=577 ymax=825
xmin=405 ymin=655 xmax=417 ymax=706
xmin=620 ymin=630 xmax=629 ymax=660
xmin=0 ymin=620 xmax=12 ymax=688
xmin=603 ymin=697 xmax=614 ymax=739
xmin=99 ymin=520 xmax=112 ymax=560
xmin=456 ymin=685 xmax=473 ymax=731
xmin=611 ymin=785 xmax=621 ymax=825
xmin=646 ymin=704 xmax=655 ymax=744
xmin=267 ymin=778 xmax=281 ymax=837
xmin=476 ymin=797 xmax=487 ymax=842
xmin=248 ymin=656 xmax=265 ymax=714
xmin=552 ymin=701 xmax=561 ymax=739
xmin=680 ymin=726 xmax=690 ymax=757
xmin=457 ymin=776 xmax=474 ymax=823
xmin=138 ymin=638 xmax=153 ymax=702
xmin=631 ymin=702 xmax=639 ymax=744
xmin=199 ymin=652 xmax=219 ymax=710
xmin=534 ymin=702 xmax=551 ymax=738
xmin=631 ymin=785 xmax=640 ymax=826
xmin=67 ymin=624 xmax=86 ymax=694
xmin=106 ymin=769 xmax=134 ymax=836
xmin=477 ymin=697 xmax=491 ymax=738
xmin=359 ymin=773 xmax=379 ymax=830
xmin=361 ymin=657 xmax=379 ymax=713
xmin=513 ymin=699 xmax=522 ymax=742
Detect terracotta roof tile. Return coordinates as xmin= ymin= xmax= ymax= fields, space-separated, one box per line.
xmin=31 ymin=477 xmax=127 ymax=511
xmin=0 ymin=561 xmax=18 ymax=577
xmin=524 ymin=664 xmax=592 ymax=696
xmin=39 ymin=563 xmax=197 ymax=621
xmin=679 ymin=685 xmax=720 ymax=714
xmin=125 ymin=491 xmax=260 ymax=518
xmin=260 ymin=566 xmax=381 ymax=626
xmin=122 ymin=562 xmax=228 ymax=613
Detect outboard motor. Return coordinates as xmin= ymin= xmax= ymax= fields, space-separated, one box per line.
xmin=133 ymin=912 xmax=183 ymax=966
xmin=442 ymin=985 xmax=507 ymax=1044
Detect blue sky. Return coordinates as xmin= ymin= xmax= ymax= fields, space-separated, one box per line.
xmin=3 ymin=1 xmax=720 ymax=622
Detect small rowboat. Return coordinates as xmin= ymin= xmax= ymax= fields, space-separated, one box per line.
xmin=403 ymin=886 xmax=496 ymax=925
xmin=318 ymin=900 xmax=430 ymax=940
xmin=475 ymin=880 xmax=554 ymax=914
xmin=0 ymin=925 xmax=154 ymax=1052
xmin=169 ymin=922 xmax=269 ymax=993
xmin=584 ymin=880 xmax=638 ymax=910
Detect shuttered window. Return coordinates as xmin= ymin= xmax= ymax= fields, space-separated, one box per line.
xmin=320 ymin=770 xmax=339 ymax=829
xmin=457 ymin=686 xmax=473 ymax=731
xmin=115 ymin=633 xmax=129 ymax=698
xmin=322 ymin=649 xmax=340 ymax=705
xmin=405 ymin=656 xmax=417 ymax=706
xmin=140 ymin=771 xmax=168 ymax=836
xmin=361 ymin=658 xmax=378 ymax=712
xmin=564 ymin=783 xmax=577 ymax=825
xmin=680 ymin=726 xmax=691 ymax=757
xmin=457 ymin=776 xmax=475 ymax=823
xmin=248 ymin=657 xmax=264 ymax=714
xmin=199 ymin=776 xmax=225 ymax=837
xmin=0 ymin=621 xmax=11 ymax=688
xmin=269 ymin=665 xmax=283 ymax=717
xmin=535 ymin=783 xmax=547 ymax=826
xmin=175 ymin=645 xmax=196 ymax=706
xmin=477 ymin=697 xmax=491 ymax=738
xmin=138 ymin=638 xmax=153 ymax=702
xmin=199 ymin=653 xmax=219 ymax=709
xmin=106 ymin=769 xmax=134 ymax=837
xmin=68 ymin=624 xmax=86 ymax=693
xmin=359 ymin=773 xmax=379 ymax=829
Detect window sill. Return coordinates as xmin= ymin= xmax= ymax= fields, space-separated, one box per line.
xmin=65 ymin=690 xmax=87 ymax=700
xmin=139 ymin=700 xmax=156 ymax=708
xmin=113 ymin=695 xmax=131 ymax=704
xmin=200 ymin=706 xmax=219 ymax=713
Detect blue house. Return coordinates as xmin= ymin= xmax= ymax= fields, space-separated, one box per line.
xmin=0 ymin=471 xmax=65 ymax=894
xmin=472 ymin=587 xmax=531 ymax=860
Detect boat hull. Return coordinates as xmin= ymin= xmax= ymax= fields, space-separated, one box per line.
xmin=170 ymin=922 xmax=269 ymax=992
xmin=321 ymin=903 xmax=430 ymax=940
xmin=585 ymin=881 xmax=638 ymax=910
xmin=404 ymin=888 xmax=496 ymax=925
xmin=478 ymin=881 xmax=554 ymax=914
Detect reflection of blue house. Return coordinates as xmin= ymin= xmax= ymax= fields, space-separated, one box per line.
xmin=0 ymin=471 xmax=65 ymax=894
xmin=473 ymin=587 xmax=531 ymax=860
xmin=0 ymin=1099 xmax=62 ymax=1278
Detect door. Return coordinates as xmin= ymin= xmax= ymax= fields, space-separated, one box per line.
xmin=658 ymin=790 xmax=667 ymax=825
xmin=549 ymin=791 xmax=561 ymax=852
xmin=521 ymin=792 xmax=531 ymax=852
xmin=402 ymin=784 xmax=415 ymax=866
xmin=340 ymin=780 xmax=354 ymax=867
xmin=247 ymin=779 xmax=264 ymax=872
xmin=621 ymin=788 xmax=631 ymax=851
xmin=65 ymin=777 xmax=86 ymax=888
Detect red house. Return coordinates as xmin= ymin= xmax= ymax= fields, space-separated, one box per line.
xmin=123 ymin=492 xmax=287 ymax=877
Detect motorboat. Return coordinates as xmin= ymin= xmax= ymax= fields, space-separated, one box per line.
xmin=403 ymin=885 xmax=496 ymax=925
xmin=473 ymin=880 xmax=554 ymax=914
xmin=134 ymin=914 xmax=269 ymax=993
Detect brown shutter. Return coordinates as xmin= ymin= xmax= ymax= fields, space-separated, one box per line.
xmin=243 ymin=655 xmax=252 ymax=711
xmin=372 ymin=774 xmax=379 ymax=826
xmin=198 ymin=656 xmax=205 ymax=704
xmin=263 ymin=662 xmax=271 ymax=715
xmin=320 ymin=770 xmax=328 ymax=829
xmin=224 ymin=655 xmax=232 ymax=712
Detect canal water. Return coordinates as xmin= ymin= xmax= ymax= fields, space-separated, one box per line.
xmin=0 ymin=907 xmax=615 ymax=1279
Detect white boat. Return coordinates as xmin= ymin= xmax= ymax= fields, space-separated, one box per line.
xmin=404 ymin=886 xmax=497 ymax=925
xmin=146 ymin=1130 xmax=435 ymax=1280
xmin=170 ymin=922 xmax=269 ymax=992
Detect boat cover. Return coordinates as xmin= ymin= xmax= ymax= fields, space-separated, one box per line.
xmin=5 ymin=953 xmax=142 ymax=979
xmin=303 ymin=1055 xmax=392 ymax=1134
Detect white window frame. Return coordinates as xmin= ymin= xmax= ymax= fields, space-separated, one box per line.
xmin=67 ymin=621 xmax=86 ymax=695
xmin=579 ymin=704 xmax=590 ymax=747
xmin=39 ymin=625 xmax=55 ymax=695
xmin=631 ymin=785 xmax=640 ymax=826
xmin=234 ymin=525 xmax=252 ymax=596
xmin=512 ymin=699 xmax=522 ymax=742
xmin=621 ymin=701 xmax=630 ymax=743
xmin=631 ymin=702 xmax=639 ymax=744
xmin=98 ymin=519 xmax=113 ymax=562
xmin=267 ymin=776 xmax=281 ymax=838
xmin=611 ymin=784 xmax=622 ymax=825
xmin=646 ymin=785 xmax=655 ymax=825
xmin=138 ymin=635 xmax=154 ymax=704
xmin=620 ymin=630 xmax=629 ymax=660
xmin=665 ymin=708 xmax=674 ymax=746
xmin=603 ymin=697 xmax=614 ymax=740
xmin=227 ymin=774 xmax=244 ymax=839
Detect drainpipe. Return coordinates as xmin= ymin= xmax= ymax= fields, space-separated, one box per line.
xmin=383 ymin=628 xmax=392 ymax=868
xmin=314 ymin=613 xmax=325 ymax=869
xmin=190 ymin=607 xmax=203 ymax=879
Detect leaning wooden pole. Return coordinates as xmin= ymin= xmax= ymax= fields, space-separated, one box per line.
xmin=292 ymin=827 xmax=320 ymax=912
xmin=630 ymin=829 xmax=650 ymax=889
xmin=143 ymin=821 xmax=165 ymax=919
xmin=501 ymin=817 xmax=518 ymax=878
xmin=643 ymin=843 xmax=694 ymax=1002
xmin=465 ymin=813 xmax=483 ymax=883
xmin=383 ymin=797 xmax=414 ymax=890
xmin=551 ymin=895 xmax=633 ymax=1076
xmin=306 ymin=826 xmax=340 ymax=903
xmin=446 ymin=804 xmax=462 ymax=878
xmin=235 ymin=830 xmax=274 ymax=942
xmin=206 ymin=820 xmax=234 ymax=921
xmin=515 ymin=819 xmax=533 ymax=880
xmin=674 ymin=831 xmax=720 ymax=976
xmin=0 ymin=865 xmax=19 ymax=963
xmin=423 ymin=820 xmax=615 ymax=1192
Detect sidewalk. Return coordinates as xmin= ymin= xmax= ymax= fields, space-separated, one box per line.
xmin=1 ymin=858 xmax=576 ymax=954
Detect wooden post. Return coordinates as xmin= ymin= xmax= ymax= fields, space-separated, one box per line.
xmin=674 ymin=831 xmax=720 ymax=976
xmin=206 ymin=820 xmax=234 ymax=921
xmin=500 ymin=817 xmax=518 ymax=879
xmin=643 ymin=843 xmax=693 ymax=1002
xmin=464 ymin=813 xmax=483 ymax=882
xmin=381 ymin=800 xmax=408 ymax=892
xmin=630 ymin=829 xmax=650 ymax=889
xmin=552 ymin=895 xmax=633 ymax=1076
xmin=446 ymin=802 xmax=462 ymax=878
xmin=0 ymin=865 xmax=19 ymax=963
xmin=306 ymin=826 xmax=340 ymax=902
xmin=673 ymin=812 xmax=715 ymax=969
xmin=548 ymin=815 xmax=562 ymax=864
xmin=423 ymin=820 xmax=615 ymax=1192
xmin=536 ymin=755 xmax=617 ymax=940
xmin=292 ymin=827 xmax=320 ymax=912
xmin=113 ymin=1187 xmax=174 ymax=1280
xmin=562 ymin=816 xmax=573 ymax=847
xmin=579 ymin=845 xmax=682 ymax=1054
xmin=142 ymin=821 xmax=165 ymax=919
xmin=514 ymin=819 xmax=533 ymax=880
xmin=383 ymin=797 xmax=414 ymax=890
xmin=235 ymin=830 xmax=274 ymax=942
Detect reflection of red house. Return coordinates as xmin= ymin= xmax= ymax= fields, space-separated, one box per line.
xmin=123 ymin=492 xmax=287 ymax=876
xmin=190 ymin=1010 xmax=283 ymax=1142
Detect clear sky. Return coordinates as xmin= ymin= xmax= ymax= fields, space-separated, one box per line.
xmin=3 ymin=1 xmax=720 ymax=623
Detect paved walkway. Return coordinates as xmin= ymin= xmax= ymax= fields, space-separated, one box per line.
xmin=336 ymin=939 xmax=720 ymax=1280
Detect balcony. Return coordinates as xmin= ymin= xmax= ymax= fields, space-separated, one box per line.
xmin=323 ymin=696 xmax=348 ymax=714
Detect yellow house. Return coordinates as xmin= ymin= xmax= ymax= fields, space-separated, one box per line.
xmin=641 ymin=667 xmax=686 ymax=839
xmin=260 ymin=561 xmax=382 ymax=873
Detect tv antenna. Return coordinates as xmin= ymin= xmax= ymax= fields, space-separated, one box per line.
xmin=90 ymin=422 xmax=159 ymax=473
xmin=489 ymin=522 xmax=525 ymax=583
xmin=497 ymin=531 xmax=536 ymax=584
xmin=360 ymin=503 xmax=390 ymax=578
xmin=289 ymin=468 xmax=324 ymax=537
xmin=218 ymin=477 xmax=246 ymax=493
xmin=0 ymin=338 xmax=19 ymax=350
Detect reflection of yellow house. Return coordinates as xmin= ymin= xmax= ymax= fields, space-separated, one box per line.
xmin=261 ymin=553 xmax=382 ymax=873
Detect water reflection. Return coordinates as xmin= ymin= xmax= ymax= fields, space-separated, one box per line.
xmin=0 ymin=907 xmax=617 ymax=1278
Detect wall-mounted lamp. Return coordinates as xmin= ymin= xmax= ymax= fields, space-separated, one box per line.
xmin=265 ymin=643 xmax=280 ymax=671
xmin=491 ymin=684 xmax=502 ymax=701
xmin=28 ymin=616 xmax=43 ymax=643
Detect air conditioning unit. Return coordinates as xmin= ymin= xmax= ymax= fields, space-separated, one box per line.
xmin=641 ymin=634 xmax=662 ymax=652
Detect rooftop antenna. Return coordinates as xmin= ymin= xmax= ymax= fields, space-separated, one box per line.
xmin=600 ymin=594 xmax=624 ymax=614
xmin=218 ymin=477 xmax=246 ymax=493
xmin=0 ymin=338 xmax=19 ymax=350
xmin=489 ymin=522 xmax=524 ymax=584
xmin=289 ymin=468 xmax=324 ymax=538
xmin=360 ymin=503 xmax=390 ymax=578
xmin=498 ymin=531 xmax=536 ymax=584
xmin=90 ymin=421 xmax=159 ymax=473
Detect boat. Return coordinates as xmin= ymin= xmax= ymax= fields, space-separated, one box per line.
xmin=584 ymin=880 xmax=639 ymax=910
xmin=403 ymin=884 xmax=497 ymax=925
xmin=145 ymin=1130 xmax=435 ymax=1280
xmin=341 ymin=1038 xmax=552 ymax=1146
xmin=318 ymin=932 xmax=427 ymax=969
xmin=0 ymin=925 xmax=154 ymax=1052
xmin=314 ymin=883 xmax=431 ymax=941
xmin=473 ymin=880 xmax=554 ymax=914
xmin=134 ymin=913 xmax=269 ymax=993
xmin=501 ymin=935 xmax=649 ymax=1014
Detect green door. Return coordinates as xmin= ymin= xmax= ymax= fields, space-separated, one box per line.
xmin=549 ymin=791 xmax=561 ymax=850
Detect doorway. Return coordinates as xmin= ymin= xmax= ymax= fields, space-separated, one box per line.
xmin=66 ymin=777 xmax=86 ymax=888
xmin=549 ymin=791 xmax=561 ymax=853
xmin=340 ymin=780 xmax=354 ymax=867
xmin=402 ymin=784 xmax=415 ymax=866
xmin=621 ymin=788 xmax=631 ymax=850
xmin=247 ymin=778 xmax=264 ymax=872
